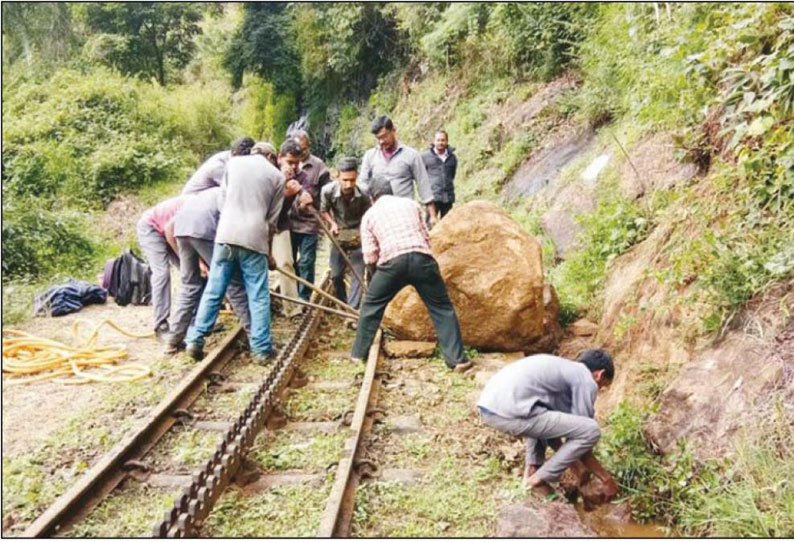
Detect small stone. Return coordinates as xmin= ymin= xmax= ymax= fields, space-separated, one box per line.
xmin=437 ymin=521 xmax=451 ymax=531
xmin=380 ymin=468 xmax=422 ymax=484
xmin=383 ymin=340 xmax=437 ymax=358
xmin=570 ymin=318 xmax=599 ymax=337
xmin=388 ymin=415 xmax=423 ymax=434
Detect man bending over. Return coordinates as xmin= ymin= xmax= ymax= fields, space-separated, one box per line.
xmin=477 ymin=349 xmax=620 ymax=499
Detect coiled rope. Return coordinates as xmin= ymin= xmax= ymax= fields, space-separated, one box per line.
xmin=2 ymin=319 xmax=154 ymax=385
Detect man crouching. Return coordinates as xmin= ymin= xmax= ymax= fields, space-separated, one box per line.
xmin=477 ymin=349 xmax=619 ymax=499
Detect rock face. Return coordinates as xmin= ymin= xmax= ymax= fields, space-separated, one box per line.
xmin=645 ymin=281 xmax=794 ymax=461
xmin=383 ymin=201 xmax=550 ymax=352
xmin=496 ymin=502 xmax=596 ymax=537
xmin=570 ymin=318 xmax=598 ymax=337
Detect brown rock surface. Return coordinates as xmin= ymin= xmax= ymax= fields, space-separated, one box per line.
xmin=496 ymin=502 xmax=596 ymax=537
xmin=570 ymin=318 xmax=599 ymax=337
xmin=383 ymin=201 xmax=549 ymax=352
xmin=645 ymin=280 xmax=794 ymax=461
xmin=383 ymin=340 xmax=436 ymax=358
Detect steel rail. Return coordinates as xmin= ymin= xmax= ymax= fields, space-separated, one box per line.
xmin=317 ymin=328 xmax=383 ymax=537
xmin=153 ymin=275 xmax=332 ymax=537
xmin=22 ymin=324 xmax=245 ymax=538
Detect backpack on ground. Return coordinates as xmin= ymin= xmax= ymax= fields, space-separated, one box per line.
xmin=103 ymin=249 xmax=152 ymax=306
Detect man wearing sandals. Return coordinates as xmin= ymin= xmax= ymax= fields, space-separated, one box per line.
xmin=477 ymin=349 xmax=620 ymax=500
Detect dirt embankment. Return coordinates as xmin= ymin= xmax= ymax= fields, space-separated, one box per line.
xmin=498 ymin=73 xmax=791 ymax=463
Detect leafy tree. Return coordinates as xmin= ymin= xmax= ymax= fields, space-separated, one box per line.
xmin=1 ymin=3 xmax=78 ymax=67
xmin=223 ymin=3 xmax=301 ymax=94
xmin=292 ymin=3 xmax=407 ymax=101
xmin=77 ymin=2 xmax=202 ymax=85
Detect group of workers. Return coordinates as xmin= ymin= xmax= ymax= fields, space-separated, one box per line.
xmin=134 ymin=114 xmax=618 ymax=500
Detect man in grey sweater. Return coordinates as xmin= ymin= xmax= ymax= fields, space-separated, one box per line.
xmin=163 ymin=186 xmax=251 ymax=354
xmin=185 ymin=147 xmax=285 ymax=363
xmin=478 ymin=349 xmax=619 ymax=498
xmin=181 ymin=137 xmax=255 ymax=195
xmin=360 ymin=115 xmax=438 ymax=226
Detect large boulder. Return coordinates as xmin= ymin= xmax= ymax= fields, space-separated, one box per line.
xmin=383 ymin=201 xmax=550 ymax=352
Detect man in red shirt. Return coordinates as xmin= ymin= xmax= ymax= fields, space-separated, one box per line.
xmin=351 ymin=176 xmax=470 ymax=372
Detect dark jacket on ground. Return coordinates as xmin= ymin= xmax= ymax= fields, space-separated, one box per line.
xmin=421 ymin=145 xmax=457 ymax=204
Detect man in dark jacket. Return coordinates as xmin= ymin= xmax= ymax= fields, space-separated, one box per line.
xmin=421 ymin=129 xmax=457 ymax=224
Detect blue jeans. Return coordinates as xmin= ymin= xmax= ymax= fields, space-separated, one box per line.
xmin=186 ymin=243 xmax=273 ymax=356
xmin=290 ymin=232 xmax=318 ymax=301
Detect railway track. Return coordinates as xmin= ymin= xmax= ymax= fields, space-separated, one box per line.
xmin=21 ymin=275 xmax=388 ymax=538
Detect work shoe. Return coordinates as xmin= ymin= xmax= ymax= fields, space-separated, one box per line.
xmin=155 ymin=324 xmax=170 ymax=344
xmin=162 ymin=333 xmax=185 ymax=355
xmin=185 ymin=342 xmax=204 ymax=361
xmin=350 ymin=356 xmax=365 ymax=365
xmin=253 ymin=347 xmax=279 ymax=366
xmin=452 ymin=360 xmax=474 ymax=374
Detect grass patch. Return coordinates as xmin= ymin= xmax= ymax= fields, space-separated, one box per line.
xmin=67 ymin=481 xmax=175 ymax=537
xmin=352 ymin=457 xmax=499 ymax=537
xmin=253 ymin=430 xmax=348 ymax=472
xmin=283 ymin=386 xmax=359 ymax=421
xmin=202 ymin=480 xmax=332 ymax=537
xmin=192 ymin=383 xmax=258 ymax=419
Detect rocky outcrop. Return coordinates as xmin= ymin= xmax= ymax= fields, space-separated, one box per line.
xmin=383 ymin=201 xmax=554 ymax=352
xmin=645 ymin=281 xmax=794 ymax=461
xmin=496 ymin=502 xmax=596 ymax=537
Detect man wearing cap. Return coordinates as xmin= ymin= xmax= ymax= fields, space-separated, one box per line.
xmin=182 ymin=137 xmax=255 ymax=195
xmin=289 ymin=130 xmax=331 ymax=301
xmin=351 ymin=176 xmax=469 ymax=372
xmin=360 ymin=115 xmax=438 ymax=226
xmin=184 ymin=143 xmax=286 ymax=363
xmin=319 ymin=156 xmax=370 ymax=309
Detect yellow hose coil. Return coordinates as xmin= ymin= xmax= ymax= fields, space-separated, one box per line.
xmin=2 ymin=319 xmax=154 ymax=385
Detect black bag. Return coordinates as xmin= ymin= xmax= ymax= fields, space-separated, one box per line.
xmin=105 ymin=249 xmax=152 ymax=306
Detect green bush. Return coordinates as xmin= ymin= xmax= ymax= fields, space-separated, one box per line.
xmin=599 ymin=400 xmax=794 ymax=536
xmin=553 ymin=195 xmax=650 ymax=316
xmin=1 ymin=201 xmax=95 ymax=279
xmin=1 ymin=66 xmax=245 ymax=208
xmin=597 ymin=401 xmax=722 ymax=528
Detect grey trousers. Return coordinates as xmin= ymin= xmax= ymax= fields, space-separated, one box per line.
xmin=170 ymin=236 xmax=251 ymax=341
xmin=480 ymin=408 xmax=601 ymax=483
xmin=330 ymin=246 xmax=364 ymax=309
xmin=137 ymin=220 xmax=179 ymax=332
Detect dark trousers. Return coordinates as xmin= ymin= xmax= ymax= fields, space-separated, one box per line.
xmin=427 ymin=201 xmax=453 ymax=228
xmin=290 ymin=232 xmax=318 ymax=301
xmin=351 ymin=252 xmax=466 ymax=367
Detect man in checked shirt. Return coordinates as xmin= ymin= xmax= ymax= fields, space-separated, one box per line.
xmin=350 ymin=176 xmax=471 ymax=372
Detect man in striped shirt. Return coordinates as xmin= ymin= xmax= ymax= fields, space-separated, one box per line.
xmin=351 ymin=177 xmax=469 ymax=372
